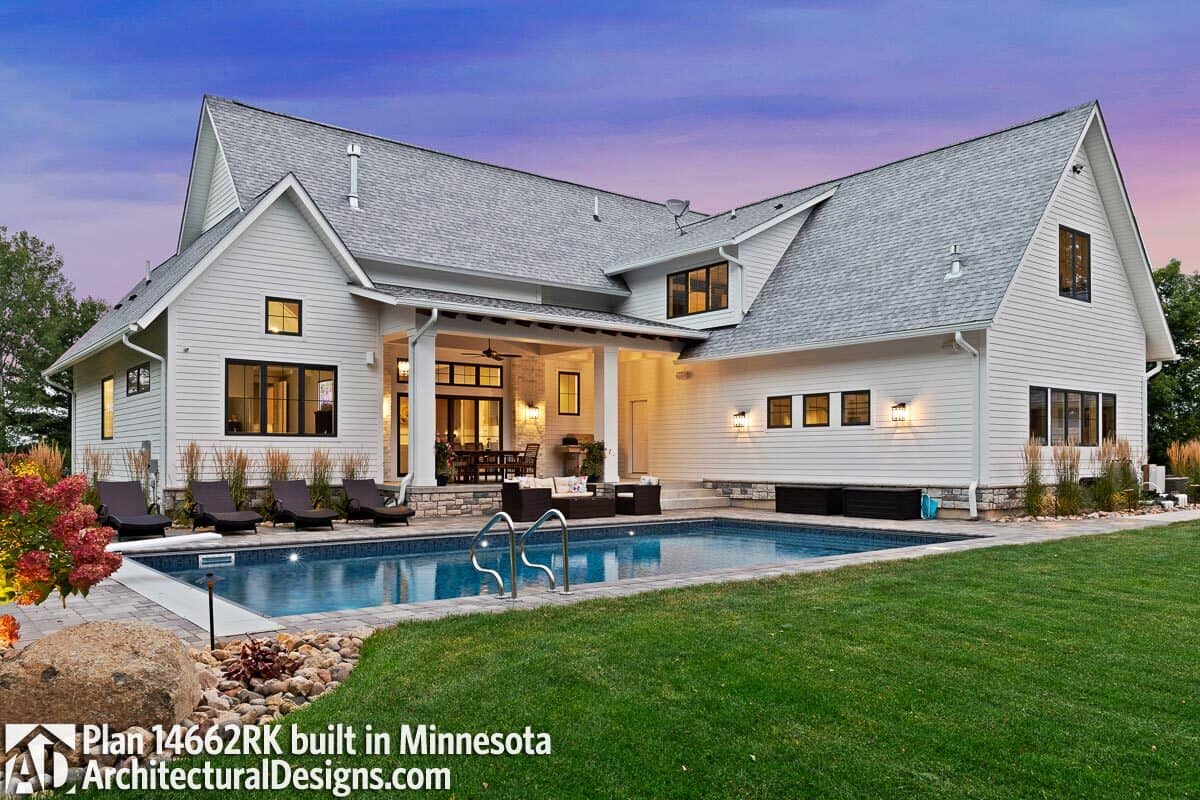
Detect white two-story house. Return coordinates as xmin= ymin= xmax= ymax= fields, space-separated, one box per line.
xmin=46 ymin=97 xmax=1175 ymax=517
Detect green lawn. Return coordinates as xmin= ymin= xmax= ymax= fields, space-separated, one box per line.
xmin=83 ymin=524 xmax=1199 ymax=798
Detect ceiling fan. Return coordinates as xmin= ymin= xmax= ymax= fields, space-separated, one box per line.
xmin=461 ymin=340 xmax=523 ymax=361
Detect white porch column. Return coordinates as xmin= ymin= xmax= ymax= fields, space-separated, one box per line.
xmin=407 ymin=319 xmax=438 ymax=486
xmin=593 ymin=345 xmax=619 ymax=483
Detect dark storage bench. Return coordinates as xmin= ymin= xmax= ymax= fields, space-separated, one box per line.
xmin=844 ymin=487 xmax=922 ymax=520
xmin=775 ymin=484 xmax=844 ymax=515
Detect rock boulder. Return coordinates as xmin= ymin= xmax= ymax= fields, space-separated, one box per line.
xmin=0 ymin=622 xmax=202 ymax=730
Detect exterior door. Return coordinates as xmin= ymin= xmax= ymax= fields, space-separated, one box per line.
xmin=630 ymin=399 xmax=649 ymax=474
xmin=397 ymin=394 xmax=409 ymax=477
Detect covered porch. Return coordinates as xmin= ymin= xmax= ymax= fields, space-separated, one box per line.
xmin=359 ymin=284 xmax=704 ymax=489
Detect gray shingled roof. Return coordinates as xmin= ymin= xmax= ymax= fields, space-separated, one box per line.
xmin=607 ymin=183 xmax=838 ymax=272
xmin=46 ymin=205 xmax=252 ymax=373
xmin=681 ymin=102 xmax=1097 ymax=360
xmin=204 ymin=97 xmax=704 ymax=294
xmin=372 ymin=284 xmax=707 ymax=339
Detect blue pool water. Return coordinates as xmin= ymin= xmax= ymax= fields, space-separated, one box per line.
xmin=136 ymin=520 xmax=963 ymax=617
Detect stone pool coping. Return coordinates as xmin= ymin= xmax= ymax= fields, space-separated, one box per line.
xmin=10 ymin=507 xmax=1200 ymax=647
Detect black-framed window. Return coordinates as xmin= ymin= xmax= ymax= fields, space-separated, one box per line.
xmin=667 ymin=262 xmax=729 ymax=318
xmin=803 ymin=393 xmax=829 ymax=427
xmin=1029 ymin=386 xmax=1048 ymax=443
xmin=767 ymin=396 xmax=792 ymax=429
xmin=841 ymin=390 xmax=871 ymax=426
xmin=398 ymin=360 xmax=503 ymax=388
xmin=1102 ymin=393 xmax=1117 ymax=440
xmin=265 ymin=297 xmax=302 ymax=335
xmin=126 ymin=363 xmax=150 ymax=396
xmin=225 ymin=360 xmax=337 ymax=436
xmin=558 ymin=371 xmax=580 ymax=416
xmin=100 ymin=376 xmax=114 ymax=440
xmin=1032 ymin=386 xmax=1101 ymax=446
xmin=1058 ymin=227 xmax=1091 ymax=302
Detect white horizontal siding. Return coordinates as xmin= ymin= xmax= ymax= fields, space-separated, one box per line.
xmin=73 ymin=318 xmax=166 ymax=481
xmin=988 ymin=144 xmax=1147 ymax=485
xmin=618 ymin=334 xmax=978 ymax=485
xmin=201 ymin=148 xmax=239 ymax=231
xmin=168 ymin=195 xmax=383 ymax=488
xmin=738 ymin=209 xmax=808 ymax=311
xmin=618 ymin=251 xmax=743 ymax=329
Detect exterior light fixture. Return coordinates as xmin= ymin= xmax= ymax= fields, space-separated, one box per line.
xmin=526 ymin=405 xmax=541 ymax=421
xmin=733 ymin=411 xmax=748 ymax=429
xmin=396 ymin=359 xmax=410 ymax=381
xmin=891 ymin=403 xmax=909 ymax=423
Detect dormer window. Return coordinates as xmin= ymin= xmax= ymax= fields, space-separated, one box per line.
xmin=1058 ymin=227 xmax=1091 ymax=302
xmin=667 ymin=262 xmax=729 ymax=318
xmin=266 ymin=297 xmax=302 ymax=335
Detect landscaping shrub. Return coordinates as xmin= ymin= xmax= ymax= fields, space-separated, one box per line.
xmin=1167 ymin=439 xmax=1200 ymax=491
xmin=25 ymin=441 xmax=65 ymax=482
xmin=223 ymin=638 xmax=301 ymax=683
xmin=262 ymin=448 xmax=293 ymax=519
xmin=338 ymin=451 xmax=371 ymax=514
xmin=0 ymin=468 xmax=122 ymax=648
xmin=308 ymin=449 xmax=334 ymax=509
xmin=1092 ymin=437 xmax=1140 ymax=512
xmin=175 ymin=441 xmax=205 ymax=524
xmin=121 ymin=446 xmax=152 ymax=506
xmin=79 ymin=446 xmax=112 ymax=510
xmin=1021 ymin=438 xmax=1048 ymax=516
xmin=215 ymin=446 xmax=252 ymax=510
xmin=1053 ymin=441 xmax=1083 ymax=516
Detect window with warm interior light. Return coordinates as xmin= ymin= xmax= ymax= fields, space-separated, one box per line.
xmin=265 ymin=297 xmax=302 ymax=335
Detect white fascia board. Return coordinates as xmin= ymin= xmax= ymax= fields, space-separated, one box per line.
xmin=351 ymin=287 xmax=708 ymax=340
xmin=42 ymin=330 xmax=128 ymax=377
xmin=605 ymin=186 xmax=837 ymax=276
xmin=1086 ymin=108 xmax=1177 ymax=361
xmin=678 ymin=321 xmax=989 ymax=363
xmin=730 ymin=186 xmax=838 ymax=245
xmin=355 ymin=251 xmax=632 ymax=297
xmin=139 ymin=174 xmax=373 ymax=332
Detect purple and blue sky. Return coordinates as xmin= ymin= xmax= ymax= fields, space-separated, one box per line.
xmin=1 ymin=1 xmax=1197 ymax=301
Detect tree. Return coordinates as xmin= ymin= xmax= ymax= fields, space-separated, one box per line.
xmin=1148 ymin=259 xmax=1200 ymax=463
xmin=0 ymin=227 xmax=106 ymax=455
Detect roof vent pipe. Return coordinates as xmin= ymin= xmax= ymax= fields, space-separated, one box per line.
xmin=593 ymin=195 xmax=600 ymax=222
xmin=347 ymin=143 xmax=361 ymax=209
xmin=944 ymin=244 xmax=963 ymax=281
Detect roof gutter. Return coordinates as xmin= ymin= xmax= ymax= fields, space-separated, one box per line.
xmin=954 ymin=331 xmax=982 ymax=521
xmin=122 ymin=327 xmax=167 ymax=507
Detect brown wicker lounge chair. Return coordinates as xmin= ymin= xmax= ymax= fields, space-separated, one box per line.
xmin=189 ymin=480 xmax=263 ymax=533
xmin=615 ymin=483 xmax=662 ymax=516
xmin=343 ymin=479 xmax=416 ymax=526
xmin=270 ymin=480 xmax=338 ymax=530
xmin=98 ymin=480 xmax=171 ymax=539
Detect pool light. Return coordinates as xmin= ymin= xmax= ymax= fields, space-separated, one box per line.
xmin=288 ymin=553 xmax=300 ymax=562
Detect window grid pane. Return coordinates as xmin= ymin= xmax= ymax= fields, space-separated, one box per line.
xmin=1102 ymin=394 xmax=1116 ymax=440
xmin=1029 ymin=387 xmax=1048 ymax=444
xmin=266 ymin=299 xmax=301 ymax=335
xmin=767 ymin=396 xmax=792 ymax=428
xmin=558 ymin=372 xmax=580 ymax=415
xmin=478 ymin=366 xmax=502 ymax=387
xmin=667 ymin=262 xmax=730 ymax=318
xmin=803 ymin=394 xmax=829 ymax=427
xmin=841 ymin=391 xmax=870 ymax=426
xmin=101 ymin=377 xmax=114 ymax=439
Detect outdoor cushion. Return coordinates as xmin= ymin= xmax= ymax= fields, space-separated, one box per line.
xmin=552 ymin=491 xmax=594 ymax=499
xmin=531 ymin=477 xmax=554 ymax=490
xmin=98 ymin=480 xmax=171 ymax=539
xmin=189 ymin=480 xmax=263 ymax=533
xmin=271 ymin=479 xmax=338 ymax=530
xmin=343 ymin=479 xmax=416 ymax=527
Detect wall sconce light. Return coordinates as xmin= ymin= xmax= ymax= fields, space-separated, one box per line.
xmin=396 ymin=359 xmax=410 ymax=381
xmin=733 ymin=411 xmax=748 ymax=429
xmin=525 ymin=406 xmax=541 ymax=422
xmin=891 ymin=403 xmax=909 ymax=423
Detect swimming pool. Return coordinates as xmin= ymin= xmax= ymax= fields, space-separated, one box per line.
xmin=135 ymin=520 xmax=965 ymax=617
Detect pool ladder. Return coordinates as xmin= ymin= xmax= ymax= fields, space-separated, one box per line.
xmin=468 ymin=509 xmax=571 ymax=600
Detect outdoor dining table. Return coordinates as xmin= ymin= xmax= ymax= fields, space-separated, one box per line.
xmin=452 ymin=449 xmax=527 ymax=482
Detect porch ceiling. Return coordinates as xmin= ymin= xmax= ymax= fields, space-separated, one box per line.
xmin=355 ymin=283 xmax=708 ymax=343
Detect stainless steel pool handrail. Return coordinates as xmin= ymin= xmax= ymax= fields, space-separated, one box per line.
xmin=469 ymin=512 xmax=519 ymax=599
xmin=518 ymin=508 xmax=571 ymax=594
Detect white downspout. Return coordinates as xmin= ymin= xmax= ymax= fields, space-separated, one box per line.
xmin=955 ymin=331 xmax=981 ymax=520
xmin=410 ymin=308 xmax=439 ymax=345
xmin=122 ymin=326 xmax=167 ymax=507
xmin=718 ymin=244 xmax=748 ymax=316
xmin=44 ymin=375 xmax=75 ymax=473
xmin=1144 ymin=361 xmax=1162 ymax=466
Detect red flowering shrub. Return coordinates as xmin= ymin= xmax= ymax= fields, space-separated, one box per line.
xmin=0 ymin=469 xmax=122 ymax=646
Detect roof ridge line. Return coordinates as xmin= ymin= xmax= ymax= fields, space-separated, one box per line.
xmin=202 ymin=94 xmax=707 ymax=218
xmin=687 ymin=100 xmax=1099 ymax=222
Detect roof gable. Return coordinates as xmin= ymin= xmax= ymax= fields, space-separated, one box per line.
xmin=178 ymin=104 xmax=242 ymax=252
xmin=682 ymin=102 xmax=1099 ymax=360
